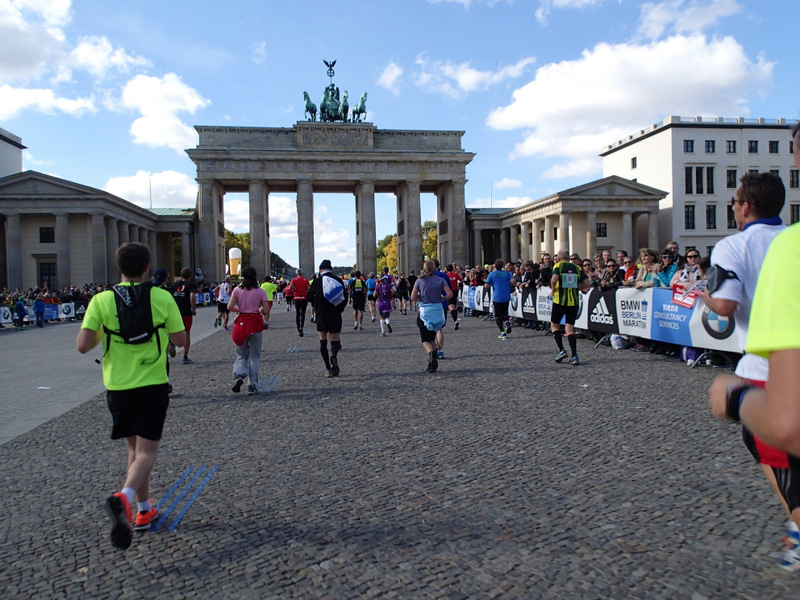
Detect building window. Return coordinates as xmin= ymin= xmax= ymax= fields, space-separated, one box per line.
xmin=727 ymin=204 xmax=737 ymax=229
xmin=790 ymin=169 xmax=799 ymax=188
xmin=748 ymin=140 xmax=758 ymax=153
xmin=769 ymin=140 xmax=779 ymax=154
xmin=685 ymin=167 xmax=693 ymax=194
xmin=791 ymin=140 xmax=795 ymax=154
xmin=695 ymin=167 xmax=704 ymax=194
xmin=726 ymin=169 xmax=737 ymax=188
xmin=631 ymin=157 xmax=637 ymax=169
xmin=706 ymin=204 xmax=717 ymax=230
xmin=749 ymin=169 xmax=759 ymax=175
xmin=770 ymin=169 xmax=780 ymax=178
xmin=685 ymin=205 xmax=696 ymax=230
xmin=706 ymin=245 xmax=715 ymax=258
xmin=40 ymin=262 xmax=57 ymax=290
xmin=684 ymin=140 xmax=694 ymax=153
xmin=726 ymin=140 xmax=736 ymax=153
xmin=706 ymin=166 xmax=714 ymax=194
xmin=791 ymin=204 xmax=800 ymax=224
xmin=553 ymin=227 xmax=558 ymax=241
xmin=705 ymin=140 xmax=715 ymax=153
xmin=39 ymin=227 xmax=55 ymax=243
xmin=596 ymin=223 xmax=607 ymax=238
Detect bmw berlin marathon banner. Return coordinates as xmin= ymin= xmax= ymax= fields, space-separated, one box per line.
xmin=0 ymin=302 xmax=87 ymax=325
xmin=458 ymin=285 xmax=740 ymax=354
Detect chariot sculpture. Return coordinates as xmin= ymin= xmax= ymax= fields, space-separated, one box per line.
xmin=302 ymin=60 xmax=367 ymax=123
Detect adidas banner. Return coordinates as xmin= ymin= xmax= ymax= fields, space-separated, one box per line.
xmin=461 ymin=285 xmax=740 ymax=354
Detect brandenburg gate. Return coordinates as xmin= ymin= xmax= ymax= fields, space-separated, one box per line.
xmin=186 ymin=122 xmax=474 ymax=282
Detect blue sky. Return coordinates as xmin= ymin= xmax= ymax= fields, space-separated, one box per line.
xmin=2 ymin=0 xmax=798 ymax=269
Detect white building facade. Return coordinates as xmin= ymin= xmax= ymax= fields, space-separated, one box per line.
xmin=0 ymin=128 xmax=25 ymax=179
xmin=601 ymin=116 xmax=799 ymax=256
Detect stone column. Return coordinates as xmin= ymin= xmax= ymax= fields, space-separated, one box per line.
xmin=648 ymin=210 xmax=659 ymax=250
xmin=5 ymin=213 xmax=22 ymax=289
xmin=500 ymin=227 xmax=510 ymax=262
xmin=249 ymin=180 xmax=269 ymax=278
xmin=520 ymin=221 xmax=531 ymax=262
xmin=472 ymin=227 xmax=482 ymax=266
xmin=117 ymin=220 xmax=128 ymax=245
xmin=585 ymin=211 xmax=597 ymax=260
xmin=355 ymin=180 xmax=376 ymax=275
xmin=196 ymin=180 xmax=218 ymax=280
xmin=56 ymin=213 xmax=71 ymax=288
xmin=92 ymin=213 xmax=107 ymax=283
xmin=181 ymin=232 xmax=191 ymax=270
xmin=405 ymin=179 xmax=422 ymax=273
xmin=296 ymin=179 xmax=315 ymax=276
xmin=105 ymin=217 xmax=118 ymax=283
xmin=450 ymin=179 xmax=468 ymax=265
xmin=622 ymin=212 xmax=633 ymax=255
xmin=543 ymin=216 xmax=554 ymax=256
xmin=137 ymin=227 xmax=147 ymax=245
xmin=147 ymin=229 xmax=157 ymax=276
xmin=510 ymin=225 xmax=520 ymax=262
xmin=559 ymin=212 xmax=571 ymax=254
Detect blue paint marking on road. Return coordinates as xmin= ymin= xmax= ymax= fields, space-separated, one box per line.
xmin=256 ymin=374 xmax=280 ymax=393
xmin=151 ymin=466 xmax=206 ymax=533
xmin=284 ymin=345 xmax=300 ymax=354
xmin=149 ymin=466 xmax=193 ymax=531
xmin=166 ymin=465 xmax=219 ymax=531
xmin=265 ymin=374 xmax=280 ymax=393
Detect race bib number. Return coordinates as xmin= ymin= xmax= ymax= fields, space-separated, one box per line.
xmin=561 ymin=273 xmax=578 ymax=289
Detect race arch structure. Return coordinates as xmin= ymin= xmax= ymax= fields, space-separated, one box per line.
xmin=186 ymin=122 xmax=475 ymax=281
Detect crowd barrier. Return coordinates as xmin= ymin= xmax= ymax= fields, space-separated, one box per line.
xmin=459 ymin=285 xmax=741 ymax=354
xmin=1 ymin=302 xmax=88 ymax=325
xmin=1 ymin=290 xmax=217 ymax=325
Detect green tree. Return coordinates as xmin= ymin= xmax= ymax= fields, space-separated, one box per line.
xmin=376 ymin=233 xmax=397 ymax=273
xmin=224 ymin=229 xmax=294 ymax=278
xmin=422 ymin=220 xmax=437 ymax=261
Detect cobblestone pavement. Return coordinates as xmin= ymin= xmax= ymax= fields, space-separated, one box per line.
xmin=2 ymin=306 xmax=799 ymax=599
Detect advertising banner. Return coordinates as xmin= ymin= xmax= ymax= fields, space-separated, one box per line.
xmin=59 ymin=303 xmax=76 ymax=320
xmin=613 ymin=288 xmax=653 ymax=338
xmin=584 ymin=290 xmax=617 ymax=333
xmin=649 ymin=289 xmax=694 ymax=346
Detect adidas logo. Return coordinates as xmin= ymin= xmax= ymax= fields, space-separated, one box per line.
xmin=590 ymin=297 xmax=614 ymax=325
xmin=523 ymin=295 xmax=535 ymax=311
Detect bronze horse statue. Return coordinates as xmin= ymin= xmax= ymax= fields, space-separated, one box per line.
xmin=351 ymin=92 xmax=367 ymax=122
xmin=303 ymin=91 xmax=317 ymax=122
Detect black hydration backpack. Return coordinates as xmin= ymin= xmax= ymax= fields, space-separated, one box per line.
xmin=104 ymin=283 xmax=165 ymax=363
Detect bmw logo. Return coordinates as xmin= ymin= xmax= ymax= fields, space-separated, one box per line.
xmin=63 ymin=305 xmax=72 ymax=315
xmin=701 ymin=307 xmax=735 ymax=340
xmin=510 ymin=293 xmax=518 ymax=311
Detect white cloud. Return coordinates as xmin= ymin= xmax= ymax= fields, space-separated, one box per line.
xmin=638 ymin=0 xmax=742 ymax=40
xmin=120 ymin=73 xmax=210 ymax=152
xmin=104 ymin=170 xmax=197 ymax=209
xmin=0 ymin=84 xmax=94 ymax=119
xmin=251 ymin=41 xmax=267 ymax=65
xmin=377 ymin=62 xmax=403 ymax=94
xmin=487 ymin=33 xmax=773 ymax=179
xmin=536 ymin=0 xmax=604 ymax=25
xmin=415 ymin=55 xmax=536 ymax=98
xmin=68 ymin=36 xmax=150 ymax=80
xmin=0 ymin=0 xmax=70 ymax=82
xmin=493 ymin=178 xmax=522 ymax=189
xmin=314 ymin=212 xmax=352 ymax=264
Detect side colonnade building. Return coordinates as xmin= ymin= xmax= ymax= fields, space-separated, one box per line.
xmin=468 ymin=176 xmax=666 ymax=265
xmin=0 ymin=171 xmax=195 ymax=290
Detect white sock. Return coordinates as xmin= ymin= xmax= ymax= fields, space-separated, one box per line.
xmin=789 ymin=520 xmax=799 ymax=533
xmin=380 ymin=320 xmax=386 ymax=334
xmin=138 ymin=499 xmax=152 ymax=512
xmin=121 ymin=487 xmax=136 ymax=505
xmin=385 ymin=318 xmax=390 ymax=325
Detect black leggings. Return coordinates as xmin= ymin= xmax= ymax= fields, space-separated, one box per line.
xmin=294 ymin=299 xmax=308 ymax=330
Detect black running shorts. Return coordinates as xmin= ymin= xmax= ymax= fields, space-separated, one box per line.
xmin=550 ymin=303 xmax=578 ymax=325
xmin=316 ymin=312 xmax=343 ymax=334
xmin=416 ymin=316 xmax=437 ymax=344
xmin=351 ymin=294 xmax=366 ymax=312
xmin=107 ymin=384 xmax=169 ymax=441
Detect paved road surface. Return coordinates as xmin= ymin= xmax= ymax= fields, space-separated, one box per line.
xmin=2 ymin=305 xmax=799 ymax=598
